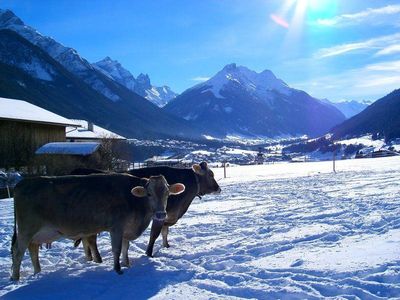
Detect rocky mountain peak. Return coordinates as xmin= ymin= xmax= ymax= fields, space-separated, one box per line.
xmin=193 ymin=63 xmax=290 ymax=99
xmin=222 ymin=63 xmax=237 ymax=71
xmin=136 ymin=73 xmax=151 ymax=89
xmin=0 ymin=9 xmax=24 ymax=27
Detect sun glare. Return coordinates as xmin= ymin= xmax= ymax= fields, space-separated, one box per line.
xmin=272 ymin=0 xmax=337 ymax=29
xmin=301 ymin=0 xmax=338 ymax=19
xmin=295 ymin=0 xmax=309 ymax=12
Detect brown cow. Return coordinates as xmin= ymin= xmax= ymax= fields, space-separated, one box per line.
xmin=74 ymin=162 xmax=221 ymax=259
xmin=10 ymin=173 xmax=185 ymax=280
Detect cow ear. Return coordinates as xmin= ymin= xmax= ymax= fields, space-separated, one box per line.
xmin=192 ymin=164 xmax=203 ymax=175
xmin=131 ymin=186 xmax=147 ymax=197
xmin=169 ymin=183 xmax=185 ymax=195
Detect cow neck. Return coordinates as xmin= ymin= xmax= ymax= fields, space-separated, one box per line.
xmin=193 ymin=171 xmax=202 ymax=200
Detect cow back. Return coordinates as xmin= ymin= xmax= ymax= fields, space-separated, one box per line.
xmin=14 ymin=174 xmax=149 ymax=234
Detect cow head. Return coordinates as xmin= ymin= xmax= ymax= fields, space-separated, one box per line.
xmin=131 ymin=175 xmax=185 ymax=221
xmin=192 ymin=161 xmax=221 ymax=196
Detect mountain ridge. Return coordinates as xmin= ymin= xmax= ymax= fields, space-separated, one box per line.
xmin=0 ymin=9 xmax=177 ymax=107
xmin=93 ymin=57 xmax=177 ymax=107
xmin=165 ymin=63 xmax=346 ymax=138
xmin=331 ymin=89 xmax=400 ymax=141
xmin=0 ymin=29 xmax=201 ymax=139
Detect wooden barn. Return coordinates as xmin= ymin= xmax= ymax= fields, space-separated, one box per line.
xmin=0 ymin=97 xmax=78 ymax=170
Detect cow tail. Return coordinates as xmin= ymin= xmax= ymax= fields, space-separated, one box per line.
xmin=11 ymin=198 xmax=17 ymax=255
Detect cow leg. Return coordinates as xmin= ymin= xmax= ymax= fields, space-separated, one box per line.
xmin=28 ymin=243 xmax=41 ymax=274
xmin=87 ymin=235 xmax=102 ymax=263
xmin=121 ymin=239 xmax=130 ymax=267
xmin=161 ymin=226 xmax=170 ymax=248
xmin=110 ymin=229 xmax=123 ymax=274
xmin=81 ymin=238 xmax=93 ymax=261
xmin=11 ymin=234 xmax=31 ymax=281
xmin=146 ymin=220 xmax=163 ymax=257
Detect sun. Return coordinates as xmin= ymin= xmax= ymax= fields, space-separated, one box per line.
xmin=295 ymin=0 xmax=309 ymax=12
xmin=270 ymin=0 xmax=337 ymax=29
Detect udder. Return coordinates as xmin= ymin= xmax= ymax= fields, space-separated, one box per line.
xmin=32 ymin=226 xmax=62 ymax=244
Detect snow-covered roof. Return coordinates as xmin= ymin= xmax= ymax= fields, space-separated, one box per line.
xmin=0 ymin=97 xmax=78 ymax=127
xmin=36 ymin=142 xmax=100 ymax=155
xmin=66 ymin=120 xmax=126 ymax=140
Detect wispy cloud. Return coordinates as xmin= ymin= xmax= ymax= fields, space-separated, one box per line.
xmin=375 ymin=44 xmax=400 ymax=56
xmin=191 ymin=76 xmax=210 ymax=82
xmin=315 ymin=33 xmax=400 ymax=58
xmin=291 ymin=59 xmax=400 ymax=101
xmin=317 ymin=5 xmax=400 ymax=27
xmin=365 ymin=60 xmax=400 ymax=71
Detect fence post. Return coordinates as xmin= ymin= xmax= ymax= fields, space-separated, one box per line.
xmin=6 ymin=184 xmax=10 ymax=199
xmin=333 ymin=149 xmax=336 ymax=173
xmin=223 ymin=161 xmax=227 ymax=178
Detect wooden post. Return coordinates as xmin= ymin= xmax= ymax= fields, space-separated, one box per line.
xmin=6 ymin=184 xmax=10 ymax=199
xmin=333 ymin=149 xmax=336 ymax=173
xmin=223 ymin=161 xmax=227 ymax=178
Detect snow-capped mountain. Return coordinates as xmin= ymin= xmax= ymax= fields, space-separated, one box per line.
xmin=0 ymin=9 xmax=123 ymax=102
xmin=134 ymin=73 xmax=177 ymax=107
xmin=0 ymin=8 xmax=178 ymax=105
xmin=191 ymin=63 xmax=291 ymax=100
xmin=165 ymin=63 xmax=346 ymax=138
xmin=0 ymin=29 xmax=200 ymax=139
xmin=93 ymin=57 xmax=177 ymax=107
xmin=93 ymin=57 xmax=136 ymax=91
xmin=330 ymin=100 xmax=369 ymax=119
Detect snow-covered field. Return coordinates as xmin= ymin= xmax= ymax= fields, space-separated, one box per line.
xmin=1 ymin=157 xmax=400 ymax=299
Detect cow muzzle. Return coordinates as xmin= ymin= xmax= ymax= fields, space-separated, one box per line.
xmin=153 ymin=211 xmax=167 ymax=221
xmin=214 ymin=186 xmax=222 ymax=194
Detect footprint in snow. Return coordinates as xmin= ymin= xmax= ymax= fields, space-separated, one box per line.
xmin=290 ymin=259 xmax=304 ymax=267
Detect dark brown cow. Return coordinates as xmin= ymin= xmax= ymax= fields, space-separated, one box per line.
xmin=131 ymin=162 xmax=221 ymax=257
xmin=75 ymin=162 xmax=221 ymax=259
xmin=10 ymin=173 xmax=185 ymax=280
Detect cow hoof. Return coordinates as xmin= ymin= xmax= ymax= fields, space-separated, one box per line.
xmin=163 ymin=243 xmax=170 ymax=248
xmin=93 ymin=257 xmax=102 ymax=264
xmin=115 ymin=269 xmax=123 ymax=275
xmin=121 ymin=261 xmax=130 ymax=267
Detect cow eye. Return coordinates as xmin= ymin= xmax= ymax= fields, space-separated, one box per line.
xmin=147 ymin=193 xmax=152 ymax=197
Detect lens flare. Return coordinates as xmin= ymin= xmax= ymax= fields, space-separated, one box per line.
xmin=270 ymin=14 xmax=290 ymax=29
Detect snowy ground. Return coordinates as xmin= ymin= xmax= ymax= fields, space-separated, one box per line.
xmin=1 ymin=157 xmax=400 ymax=299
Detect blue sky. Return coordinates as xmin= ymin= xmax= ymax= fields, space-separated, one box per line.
xmin=2 ymin=0 xmax=400 ymax=102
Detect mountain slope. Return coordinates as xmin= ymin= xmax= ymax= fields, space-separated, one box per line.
xmin=331 ymin=89 xmax=400 ymax=141
xmin=0 ymin=9 xmax=123 ymax=102
xmin=93 ymin=57 xmax=177 ymax=107
xmin=165 ymin=64 xmax=345 ymax=138
xmin=329 ymin=100 xmax=369 ymax=118
xmin=0 ymin=29 xmax=200 ymax=139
